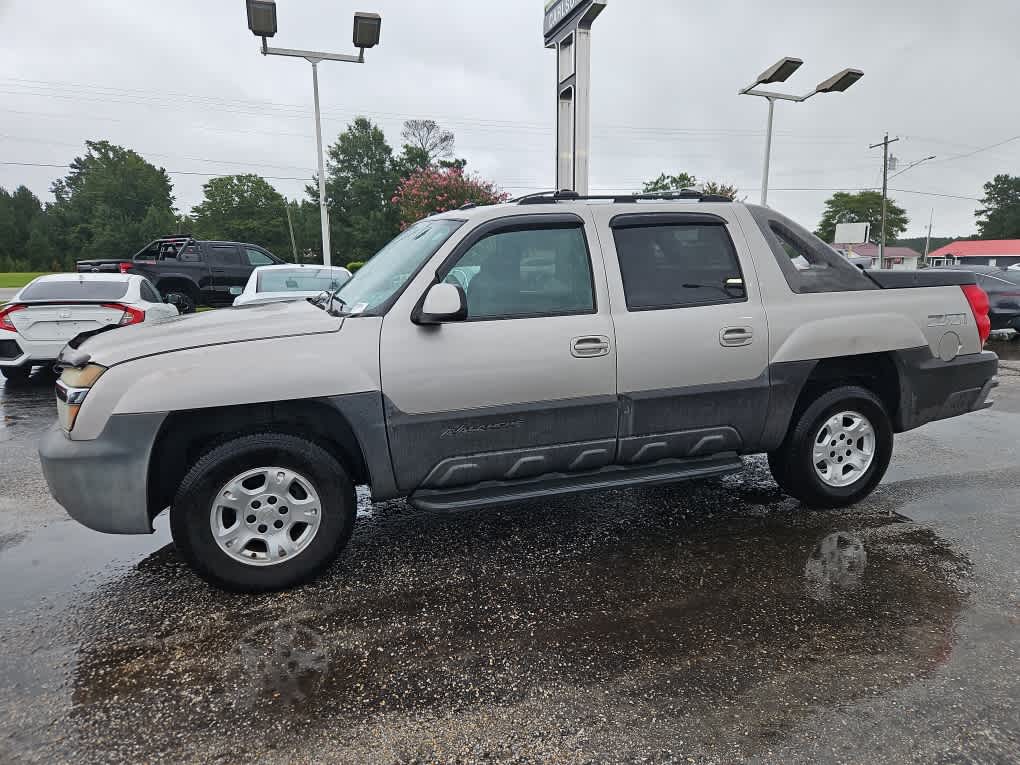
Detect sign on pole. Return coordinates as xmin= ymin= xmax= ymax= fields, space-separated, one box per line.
xmin=544 ymin=0 xmax=606 ymax=195
xmin=834 ymin=222 xmax=871 ymax=245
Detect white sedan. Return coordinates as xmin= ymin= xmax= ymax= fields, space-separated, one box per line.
xmin=233 ymin=264 xmax=352 ymax=307
xmin=0 ymin=273 xmax=177 ymax=383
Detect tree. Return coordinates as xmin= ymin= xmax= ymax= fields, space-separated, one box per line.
xmin=702 ymin=181 xmax=740 ymax=200
xmin=642 ymin=172 xmax=697 ymax=194
xmin=393 ymin=166 xmax=509 ymax=229
xmin=312 ymin=117 xmax=400 ymax=263
xmin=401 ymin=120 xmax=455 ymax=166
xmin=815 ymin=190 xmax=908 ymax=244
xmin=975 ymin=174 xmax=1020 ymax=239
xmin=191 ymin=174 xmax=289 ymax=255
xmin=642 ymin=172 xmax=740 ymax=199
xmin=0 ymin=186 xmax=44 ymax=268
xmin=47 ymin=140 xmax=176 ymax=267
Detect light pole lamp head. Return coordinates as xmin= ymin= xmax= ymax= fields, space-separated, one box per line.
xmin=756 ymin=56 xmax=803 ymax=85
xmin=353 ymin=12 xmax=382 ymax=49
xmin=246 ymin=0 xmax=278 ymax=37
xmin=815 ymin=68 xmax=863 ymax=93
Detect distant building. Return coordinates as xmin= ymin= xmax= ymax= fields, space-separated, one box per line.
xmin=926 ymin=240 xmax=1020 ymax=268
xmin=833 ymin=242 xmax=921 ymax=270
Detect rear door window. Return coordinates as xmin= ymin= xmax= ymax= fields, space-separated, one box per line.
xmin=209 ymin=246 xmax=243 ymax=266
xmin=139 ymin=280 xmax=162 ymax=303
xmin=20 ymin=280 xmax=129 ymax=301
xmin=612 ymin=223 xmax=745 ymax=310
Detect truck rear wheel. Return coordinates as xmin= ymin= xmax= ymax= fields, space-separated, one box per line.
xmin=170 ymin=433 xmax=356 ymax=592
xmin=162 ymin=289 xmax=196 ymax=314
xmin=768 ymin=385 xmax=893 ymax=508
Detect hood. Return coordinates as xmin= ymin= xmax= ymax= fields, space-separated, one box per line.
xmin=73 ymin=299 xmax=343 ymax=367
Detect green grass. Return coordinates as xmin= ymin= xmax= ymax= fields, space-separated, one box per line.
xmin=0 ymin=272 xmax=50 ymax=289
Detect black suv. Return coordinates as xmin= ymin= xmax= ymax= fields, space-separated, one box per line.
xmin=77 ymin=236 xmax=286 ymax=313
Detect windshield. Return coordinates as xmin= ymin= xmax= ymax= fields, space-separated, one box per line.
xmin=335 ymin=219 xmax=464 ymax=314
xmin=257 ymin=268 xmax=349 ymax=293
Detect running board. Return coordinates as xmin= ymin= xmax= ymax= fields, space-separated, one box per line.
xmin=408 ymin=454 xmax=743 ymax=512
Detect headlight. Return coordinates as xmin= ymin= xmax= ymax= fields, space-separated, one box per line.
xmin=56 ymin=364 xmax=107 ymax=431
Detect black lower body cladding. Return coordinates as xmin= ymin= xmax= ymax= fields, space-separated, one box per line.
xmin=893 ymin=348 xmax=997 ymax=431
xmin=38 ymin=413 xmax=168 ymax=534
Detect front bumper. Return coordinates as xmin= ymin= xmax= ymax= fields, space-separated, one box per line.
xmin=38 ymin=412 xmax=167 ymax=534
xmin=894 ymin=349 xmax=998 ymax=432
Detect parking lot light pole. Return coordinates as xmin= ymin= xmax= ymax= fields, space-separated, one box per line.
xmin=245 ymin=1 xmax=382 ymax=267
xmin=739 ymin=59 xmax=863 ymax=206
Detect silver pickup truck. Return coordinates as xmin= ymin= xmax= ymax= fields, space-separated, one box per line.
xmin=39 ymin=191 xmax=998 ymax=592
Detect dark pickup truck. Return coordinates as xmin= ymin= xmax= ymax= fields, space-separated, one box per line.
xmin=77 ymin=236 xmax=285 ymax=313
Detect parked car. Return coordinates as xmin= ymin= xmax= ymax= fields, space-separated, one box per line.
xmin=0 ymin=273 xmax=178 ymax=383
xmin=41 ymin=191 xmax=997 ymax=592
xmin=929 ymin=265 xmax=1020 ymax=332
xmin=76 ymin=236 xmax=285 ymax=313
xmin=233 ymin=264 xmax=352 ymax=307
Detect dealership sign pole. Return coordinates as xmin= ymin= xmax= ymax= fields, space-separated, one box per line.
xmin=544 ymin=0 xmax=606 ymax=195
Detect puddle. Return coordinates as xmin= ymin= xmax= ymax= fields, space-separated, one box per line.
xmin=45 ymin=475 xmax=970 ymax=764
xmin=0 ymin=518 xmax=171 ymax=615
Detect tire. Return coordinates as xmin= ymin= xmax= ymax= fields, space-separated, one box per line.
xmin=1 ymin=366 xmax=31 ymax=383
xmin=162 ymin=289 xmax=196 ymax=314
xmin=170 ymin=433 xmax=356 ymax=592
xmin=767 ymin=385 xmax=893 ymax=509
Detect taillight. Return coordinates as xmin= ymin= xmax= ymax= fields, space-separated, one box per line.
xmin=118 ymin=262 xmax=134 ymax=274
xmin=0 ymin=304 xmax=25 ymax=332
xmin=961 ymin=284 xmax=991 ymax=345
xmin=102 ymin=303 xmax=146 ymax=326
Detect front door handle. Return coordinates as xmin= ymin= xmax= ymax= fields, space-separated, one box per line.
xmin=571 ymin=335 xmax=611 ymax=358
xmin=212 ymin=268 xmax=227 ymax=273
xmin=720 ymin=326 xmax=754 ymax=347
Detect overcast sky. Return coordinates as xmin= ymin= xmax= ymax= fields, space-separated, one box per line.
xmin=2 ymin=0 xmax=1018 ymax=239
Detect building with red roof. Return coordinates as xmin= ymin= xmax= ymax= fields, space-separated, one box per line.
xmin=832 ymin=242 xmax=922 ymax=270
xmin=926 ymin=240 xmax=1020 ymax=268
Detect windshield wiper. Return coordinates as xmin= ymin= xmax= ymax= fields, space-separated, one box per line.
xmin=308 ymin=287 xmax=347 ymax=316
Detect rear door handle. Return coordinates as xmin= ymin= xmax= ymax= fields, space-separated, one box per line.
xmin=720 ymin=326 xmax=754 ymax=347
xmin=212 ymin=268 xmax=227 ymax=273
xmin=571 ymin=335 xmax=611 ymax=358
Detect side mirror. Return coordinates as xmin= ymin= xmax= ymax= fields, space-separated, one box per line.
xmin=724 ymin=277 xmax=746 ymax=299
xmin=413 ymin=282 xmax=467 ymax=325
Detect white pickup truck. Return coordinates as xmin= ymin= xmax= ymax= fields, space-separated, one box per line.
xmin=39 ymin=191 xmax=998 ymax=592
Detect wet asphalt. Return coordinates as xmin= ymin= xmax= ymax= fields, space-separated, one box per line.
xmin=0 ymin=341 xmax=1019 ymax=764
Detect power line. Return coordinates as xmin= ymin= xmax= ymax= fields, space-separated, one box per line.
xmin=0 ymin=160 xmax=310 ymax=182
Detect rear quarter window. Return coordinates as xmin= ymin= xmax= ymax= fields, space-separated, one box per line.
xmin=747 ymin=205 xmax=877 ymax=293
xmin=20 ymin=280 xmax=129 ymax=301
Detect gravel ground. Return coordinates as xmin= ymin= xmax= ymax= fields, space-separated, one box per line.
xmin=0 ymin=344 xmax=1018 ymax=764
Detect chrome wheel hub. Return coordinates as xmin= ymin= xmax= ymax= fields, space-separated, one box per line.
xmin=210 ymin=467 xmax=322 ymax=567
xmin=812 ymin=410 xmax=876 ymax=488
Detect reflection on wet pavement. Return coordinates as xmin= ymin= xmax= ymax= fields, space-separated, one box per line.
xmin=0 ymin=372 xmax=57 ymax=442
xmin=25 ymin=462 xmax=972 ymax=764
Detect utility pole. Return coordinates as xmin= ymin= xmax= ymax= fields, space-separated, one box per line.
xmin=870 ymin=133 xmax=899 ymax=269
xmin=284 ymin=200 xmax=299 ymax=262
xmin=923 ymin=208 xmax=934 ymax=265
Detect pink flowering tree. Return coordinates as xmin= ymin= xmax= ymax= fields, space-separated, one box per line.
xmin=392 ymin=167 xmax=509 ymax=229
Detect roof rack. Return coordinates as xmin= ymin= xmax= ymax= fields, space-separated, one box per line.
xmin=513 ymin=189 xmax=733 ymax=205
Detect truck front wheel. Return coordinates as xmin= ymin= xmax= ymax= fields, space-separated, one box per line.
xmin=768 ymin=385 xmax=893 ymax=508
xmin=170 ymin=433 xmax=356 ymax=592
